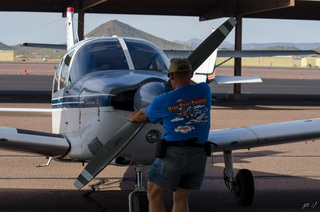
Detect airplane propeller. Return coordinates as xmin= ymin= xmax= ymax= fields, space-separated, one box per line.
xmin=187 ymin=17 xmax=237 ymax=71
xmin=74 ymin=121 xmax=145 ymax=190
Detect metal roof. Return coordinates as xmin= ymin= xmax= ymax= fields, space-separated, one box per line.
xmin=0 ymin=0 xmax=320 ymax=21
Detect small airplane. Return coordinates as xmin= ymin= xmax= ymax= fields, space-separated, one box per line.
xmin=1 ymin=7 xmax=320 ymax=211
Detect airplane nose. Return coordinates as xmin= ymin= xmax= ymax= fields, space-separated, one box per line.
xmin=134 ymin=81 xmax=165 ymax=110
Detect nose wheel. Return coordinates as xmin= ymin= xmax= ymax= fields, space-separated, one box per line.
xmin=129 ymin=165 xmax=149 ymax=212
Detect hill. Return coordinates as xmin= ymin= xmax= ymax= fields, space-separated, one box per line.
xmin=85 ymin=20 xmax=193 ymax=50
xmin=175 ymin=39 xmax=320 ymax=50
xmin=0 ymin=42 xmax=12 ymax=50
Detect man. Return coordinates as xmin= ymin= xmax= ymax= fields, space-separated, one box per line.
xmin=128 ymin=58 xmax=211 ymax=212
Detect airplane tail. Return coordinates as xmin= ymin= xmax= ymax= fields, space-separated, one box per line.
xmin=187 ymin=18 xmax=237 ymax=84
xmin=191 ymin=50 xmax=263 ymax=84
xmin=192 ymin=49 xmax=217 ymax=84
xmin=66 ymin=7 xmax=76 ymax=50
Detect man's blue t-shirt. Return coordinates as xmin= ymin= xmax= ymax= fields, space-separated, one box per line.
xmin=145 ymin=82 xmax=211 ymax=144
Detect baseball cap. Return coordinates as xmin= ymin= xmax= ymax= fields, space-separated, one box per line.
xmin=168 ymin=58 xmax=192 ymax=74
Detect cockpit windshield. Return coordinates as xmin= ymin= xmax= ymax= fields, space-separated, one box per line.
xmin=124 ymin=38 xmax=169 ymax=72
xmin=70 ymin=38 xmax=127 ymax=82
xmin=69 ymin=38 xmax=169 ymax=83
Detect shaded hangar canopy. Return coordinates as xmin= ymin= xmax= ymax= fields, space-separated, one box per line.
xmin=0 ymin=0 xmax=320 ymax=21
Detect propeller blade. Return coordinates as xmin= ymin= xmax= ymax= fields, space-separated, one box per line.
xmin=74 ymin=121 xmax=145 ymax=190
xmin=187 ymin=17 xmax=237 ymax=71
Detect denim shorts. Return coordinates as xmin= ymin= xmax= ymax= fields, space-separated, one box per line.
xmin=146 ymin=146 xmax=207 ymax=192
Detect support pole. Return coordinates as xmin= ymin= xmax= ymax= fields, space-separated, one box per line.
xmin=228 ymin=15 xmax=247 ymax=101
xmin=234 ymin=15 xmax=242 ymax=94
xmin=78 ymin=10 xmax=85 ymax=41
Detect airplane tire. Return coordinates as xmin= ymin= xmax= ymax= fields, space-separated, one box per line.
xmin=132 ymin=192 xmax=149 ymax=212
xmin=234 ymin=169 xmax=254 ymax=206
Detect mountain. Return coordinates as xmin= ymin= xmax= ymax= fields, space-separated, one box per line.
xmin=174 ymin=39 xmax=320 ymax=50
xmin=85 ymin=20 xmax=194 ymax=50
xmin=241 ymin=43 xmax=320 ymax=50
xmin=173 ymin=38 xmax=202 ymax=47
xmin=0 ymin=42 xmax=12 ymax=50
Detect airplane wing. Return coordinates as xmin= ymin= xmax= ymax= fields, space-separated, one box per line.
xmin=0 ymin=127 xmax=70 ymax=157
xmin=0 ymin=107 xmax=70 ymax=157
xmin=208 ymin=118 xmax=320 ymax=151
xmin=217 ymin=50 xmax=319 ymax=57
xmin=0 ymin=108 xmax=52 ymax=116
xmin=164 ymin=49 xmax=318 ymax=59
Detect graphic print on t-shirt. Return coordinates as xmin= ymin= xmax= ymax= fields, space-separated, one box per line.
xmin=168 ymin=96 xmax=208 ymax=134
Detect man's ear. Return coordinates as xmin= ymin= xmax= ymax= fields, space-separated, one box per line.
xmin=190 ymin=71 xmax=194 ymax=78
xmin=170 ymin=73 xmax=174 ymax=80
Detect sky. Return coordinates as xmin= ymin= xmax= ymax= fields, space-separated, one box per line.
xmin=1 ymin=11 xmax=320 ymax=46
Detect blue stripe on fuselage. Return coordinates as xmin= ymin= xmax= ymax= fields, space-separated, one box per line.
xmin=52 ymin=94 xmax=114 ymax=109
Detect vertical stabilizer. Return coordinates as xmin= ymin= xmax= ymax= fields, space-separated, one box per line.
xmin=66 ymin=7 xmax=75 ymax=50
xmin=192 ymin=48 xmax=217 ymax=84
xmin=192 ymin=29 xmax=218 ymax=84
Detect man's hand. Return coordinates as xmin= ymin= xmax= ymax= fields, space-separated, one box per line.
xmin=128 ymin=108 xmax=148 ymax=122
xmin=128 ymin=111 xmax=137 ymax=122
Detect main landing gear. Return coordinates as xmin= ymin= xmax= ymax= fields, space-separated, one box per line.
xmin=129 ymin=151 xmax=255 ymax=211
xmin=223 ymin=150 xmax=255 ymax=206
xmin=129 ymin=165 xmax=148 ymax=212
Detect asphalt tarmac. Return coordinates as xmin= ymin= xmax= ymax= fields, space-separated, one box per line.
xmin=0 ymin=74 xmax=320 ymax=103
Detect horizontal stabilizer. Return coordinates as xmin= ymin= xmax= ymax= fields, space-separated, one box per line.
xmin=0 ymin=127 xmax=70 ymax=157
xmin=214 ymin=75 xmax=262 ymax=84
xmin=22 ymin=43 xmax=67 ymax=50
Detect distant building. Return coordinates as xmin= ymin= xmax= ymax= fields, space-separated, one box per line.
xmin=216 ymin=56 xmax=295 ymax=68
xmin=301 ymin=57 xmax=317 ymax=67
xmin=0 ymin=50 xmax=14 ymax=62
xmin=216 ymin=56 xmax=320 ymax=68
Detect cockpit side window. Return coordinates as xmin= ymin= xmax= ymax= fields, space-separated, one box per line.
xmin=53 ymin=60 xmax=63 ymax=93
xmin=59 ymin=51 xmax=73 ymax=90
xmin=125 ymin=39 xmax=169 ymax=71
xmin=70 ymin=39 xmax=127 ymax=82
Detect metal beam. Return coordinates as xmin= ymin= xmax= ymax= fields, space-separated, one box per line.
xmin=238 ymin=0 xmax=294 ymax=15
xmin=201 ymin=0 xmax=294 ymax=20
xmin=80 ymin=0 xmax=108 ymax=11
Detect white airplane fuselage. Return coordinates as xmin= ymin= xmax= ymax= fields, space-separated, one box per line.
xmin=51 ymin=37 xmax=169 ymax=165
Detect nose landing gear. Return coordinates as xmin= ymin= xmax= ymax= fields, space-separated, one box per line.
xmin=129 ymin=165 xmax=149 ymax=212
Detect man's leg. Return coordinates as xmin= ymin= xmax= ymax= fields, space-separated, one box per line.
xmin=147 ymin=181 xmax=168 ymax=212
xmin=172 ymin=187 xmax=191 ymax=212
